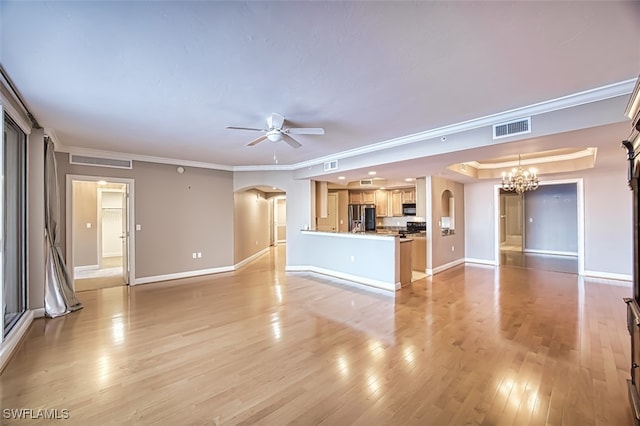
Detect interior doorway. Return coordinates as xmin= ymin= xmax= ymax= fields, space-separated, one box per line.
xmin=67 ymin=176 xmax=134 ymax=291
xmin=495 ymin=179 xmax=584 ymax=274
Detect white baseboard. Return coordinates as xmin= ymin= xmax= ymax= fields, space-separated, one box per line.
xmin=286 ymin=265 xmax=397 ymax=292
xmin=74 ymin=264 xmax=98 ymax=272
xmin=132 ymin=266 xmax=234 ymax=286
xmin=234 ymin=247 xmax=270 ymax=270
xmin=523 ymin=249 xmax=578 ymax=257
xmin=427 ymin=258 xmax=466 ymax=276
xmin=465 ymin=258 xmax=498 ymax=267
xmin=583 ymin=270 xmax=632 ymax=282
xmin=0 ymin=310 xmax=34 ymax=372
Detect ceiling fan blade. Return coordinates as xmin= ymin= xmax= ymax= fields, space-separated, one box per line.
xmin=270 ymin=113 xmax=285 ymax=130
xmin=286 ymin=127 xmax=325 ymax=135
xmin=226 ymin=126 xmax=265 ymax=132
xmin=283 ymin=134 xmax=302 ymax=149
xmin=247 ymin=135 xmax=268 ymax=146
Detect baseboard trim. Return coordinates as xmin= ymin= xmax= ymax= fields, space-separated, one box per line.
xmin=0 ymin=310 xmax=34 ymax=373
xmin=523 ymin=249 xmax=578 ymax=257
xmin=286 ymin=265 xmax=397 ymax=292
xmin=74 ymin=264 xmax=99 ymax=272
xmin=465 ymin=258 xmax=498 ymax=267
xmin=427 ymin=258 xmax=466 ymax=276
xmin=132 ymin=266 xmax=234 ymax=285
xmin=234 ymin=247 xmax=270 ymax=270
xmin=583 ymin=270 xmax=632 ymax=282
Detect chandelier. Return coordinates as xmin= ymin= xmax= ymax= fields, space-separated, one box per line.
xmin=501 ymin=155 xmax=539 ymax=194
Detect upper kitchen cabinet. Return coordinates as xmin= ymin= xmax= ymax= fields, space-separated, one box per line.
xmin=402 ymin=188 xmax=416 ymax=203
xmin=375 ymin=190 xmax=389 ymax=217
xmin=349 ymin=191 xmax=363 ymax=204
xmin=391 ymin=190 xmax=403 ymax=216
xmin=350 ymin=190 xmax=376 ymax=204
xmin=362 ymin=191 xmax=376 ymax=204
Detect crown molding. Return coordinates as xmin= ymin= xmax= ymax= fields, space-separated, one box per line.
xmin=59 ymin=145 xmax=234 ymax=171
xmin=290 ymin=78 xmax=636 ymax=170
xmin=51 ymin=78 xmax=636 ymax=174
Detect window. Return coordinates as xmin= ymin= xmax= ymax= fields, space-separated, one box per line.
xmin=2 ymin=112 xmax=27 ymax=336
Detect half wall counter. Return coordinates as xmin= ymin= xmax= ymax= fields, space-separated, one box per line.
xmin=288 ymin=230 xmax=412 ymax=292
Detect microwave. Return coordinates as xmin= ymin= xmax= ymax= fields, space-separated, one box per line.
xmin=402 ymin=203 xmax=416 ymax=216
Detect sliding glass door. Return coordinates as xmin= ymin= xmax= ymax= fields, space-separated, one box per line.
xmin=2 ymin=112 xmax=27 ymax=336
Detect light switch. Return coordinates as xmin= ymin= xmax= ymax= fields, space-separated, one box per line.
xmin=136 ymin=224 xmax=142 ymax=231
xmin=529 ymin=218 xmax=533 ymax=223
xmin=86 ymin=223 xmax=92 ymax=229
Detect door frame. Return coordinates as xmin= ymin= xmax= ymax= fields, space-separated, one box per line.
xmin=66 ymin=175 xmax=135 ymax=286
xmin=493 ymin=178 xmax=584 ymax=274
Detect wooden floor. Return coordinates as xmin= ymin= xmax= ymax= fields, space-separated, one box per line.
xmin=1 ymin=246 xmax=634 ymax=425
xmin=500 ymin=251 xmax=579 ymax=274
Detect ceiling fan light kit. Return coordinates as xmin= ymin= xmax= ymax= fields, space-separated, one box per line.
xmin=227 ymin=112 xmax=324 ymax=150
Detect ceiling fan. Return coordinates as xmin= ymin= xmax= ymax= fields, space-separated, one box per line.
xmin=226 ymin=113 xmax=324 ymax=148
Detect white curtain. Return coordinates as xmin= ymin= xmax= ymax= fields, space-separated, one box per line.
xmin=44 ymin=138 xmax=82 ymax=317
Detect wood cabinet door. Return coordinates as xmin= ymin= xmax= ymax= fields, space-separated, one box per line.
xmin=362 ymin=191 xmax=376 ymax=204
xmin=349 ymin=191 xmax=363 ymax=204
xmin=375 ymin=190 xmax=389 ymax=217
xmin=391 ymin=191 xmax=403 ymax=216
xmin=402 ymin=189 xmax=415 ymax=203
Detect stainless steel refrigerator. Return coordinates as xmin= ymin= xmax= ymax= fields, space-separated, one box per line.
xmin=348 ymin=204 xmax=376 ymax=232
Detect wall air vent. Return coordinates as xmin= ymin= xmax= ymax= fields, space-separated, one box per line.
xmin=493 ymin=117 xmax=531 ymax=140
xmin=359 ymin=179 xmax=373 ymax=186
xmin=323 ymin=160 xmax=338 ymax=171
xmin=70 ymin=154 xmax=132 ymax=169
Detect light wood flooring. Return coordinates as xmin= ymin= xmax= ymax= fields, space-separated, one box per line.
xmin=0 ymin=246 xmax=633 ymax=425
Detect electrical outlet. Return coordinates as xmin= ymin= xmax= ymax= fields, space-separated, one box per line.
xmin=451 ymin=246 xmax=455 ymax=252
xmin=197 ymin=252 xmax=202 ymax=258
xmin=192 ymin=252 xmax=197 ymax=259
xmin=350 ymin=255 xmax=355 ymax=263
xmin=136 ymin=224 xmax=141 ymax=231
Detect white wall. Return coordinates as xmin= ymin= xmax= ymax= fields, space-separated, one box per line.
xmin=465 ymin=167 xmax=632 ymax=277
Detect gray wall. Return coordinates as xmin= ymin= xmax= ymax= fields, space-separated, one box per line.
xmin=233 ymin=189 xmax=270 ymax=264
xmin=524 ymin=183 xmax=578 ymax=253
xmin=464 ymin=166 xmax=632 ymax=276
xmin=57 ymin=153 xmax=234 ymax=279
xmin=72 ymin=181 xmax=99 ymax=267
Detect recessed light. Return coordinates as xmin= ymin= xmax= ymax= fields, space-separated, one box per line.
xmin=338 ymin=176 xmax=346 ymax=180
xmin=404 ymin=178 xmax=414 ymax=182
xmin=368 ymin=171 xmax=377 ymax=176
xmin=380 ymin=187 xmax=386 ymax=190
xmin=97 ymin=180 xmax=107 ymax=186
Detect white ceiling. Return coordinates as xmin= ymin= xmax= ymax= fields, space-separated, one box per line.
xmin=1 ymin=1 xmax=639 ymax=183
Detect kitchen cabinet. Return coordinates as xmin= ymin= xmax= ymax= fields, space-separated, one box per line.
xmin=411 ymin=236 xmax=426 ymax=271
xmin=349 ymin=190 xmax=375 ymax=205
xmin=375 ymin=190 xmax=389 ymax=217
xmin=349 ymin=191 xmax=363 ymax=204
xmin=391 ymin=191 xmax=403 ymax=216
xmin=402 ymin=188 xmax=416 ymax=203
xmin=362 ymin=191 xmax=376 ymax=204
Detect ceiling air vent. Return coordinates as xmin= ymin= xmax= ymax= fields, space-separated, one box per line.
xmin=493 ymin=117 xmax=531 ymax=140
xmin=359 ymin=179 xmax=373 ymax=186
xmin=70 ymin=154 xmax=132 ymax=169
xmin=323 ymin=160 xmax=338 ymax=171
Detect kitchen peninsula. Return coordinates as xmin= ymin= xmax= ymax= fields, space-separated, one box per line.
xmin=295 ymin=230 xmax=413 ymax=292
